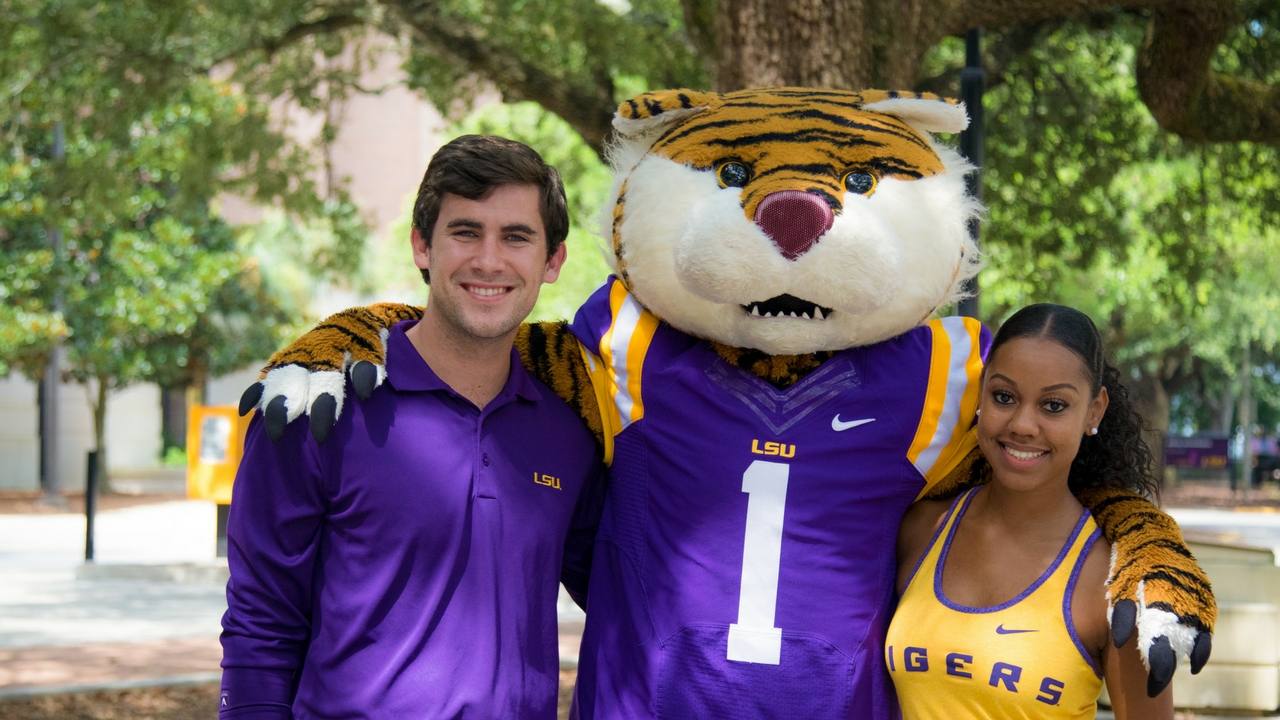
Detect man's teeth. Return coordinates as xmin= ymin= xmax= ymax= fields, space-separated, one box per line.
xmin=469 ymin=286 xmax=507 ymax=296
xmin=1005 ymin=446 xmax=1046 ymax=461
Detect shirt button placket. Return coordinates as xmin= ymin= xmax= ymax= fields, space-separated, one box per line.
xmin=476 ymin=415 xmax=497 ymax=499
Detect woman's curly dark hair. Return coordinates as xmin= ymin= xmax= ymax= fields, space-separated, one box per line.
xmin=983 ymin=304 xmax=1160 ymax=500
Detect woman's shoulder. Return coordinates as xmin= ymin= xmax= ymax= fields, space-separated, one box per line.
xmin=895 ymin=497 xmax=955 ymax=593
xmin=900 ymin=498 xmax=953 ymax=544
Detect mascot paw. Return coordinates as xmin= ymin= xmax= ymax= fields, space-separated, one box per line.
xmin=238 ymin=303 xmax=419 ymax=443
xmin=1109 ymin=588 xmax=1214 ymax=698
xmin=240 ymin=363 xmax=373 ymax=443
xmin=1085 ymin=486 xmax=1216 ymax=697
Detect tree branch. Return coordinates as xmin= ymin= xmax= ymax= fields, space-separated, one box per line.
xmin=391 ymin=0 xmax=616 ymax=159
xmin=1137 ymin=0 xmax=1280 ymax=143
xmin=945 ymin=0 xmax=1141 ymax=35
xmin=261 ymin=12 xmax=366 ymax=56
xmin=209 ymin=10 xmax=367 ymax=69
xmin=914 ymin=20 xmax=1058 ymax=97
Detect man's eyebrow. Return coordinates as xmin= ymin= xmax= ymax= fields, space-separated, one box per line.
xmin=501 ymin=223 xmax=540 ymax=235
xmin=445 ymin=218 xmax=483 ymax=229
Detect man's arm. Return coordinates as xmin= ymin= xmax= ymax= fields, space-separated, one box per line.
xmin=560 ymin=456 xmax=608 ymax=609
xmin=220 ymin=415 xmax=328 ymax=719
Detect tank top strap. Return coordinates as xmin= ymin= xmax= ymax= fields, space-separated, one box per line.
xmin=901 ymin=486 xmax=981 ymax=594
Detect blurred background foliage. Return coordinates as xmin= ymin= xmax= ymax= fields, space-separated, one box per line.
xmin=1 ymin=0 xmax=1277 ymax=453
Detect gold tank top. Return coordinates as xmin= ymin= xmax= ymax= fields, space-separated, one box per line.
xmin=886 ymin=487 xmax=1104 ymax=720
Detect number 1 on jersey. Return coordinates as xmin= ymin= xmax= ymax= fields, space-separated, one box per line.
xmin=728 ymin=460 xmax=789 ymax=665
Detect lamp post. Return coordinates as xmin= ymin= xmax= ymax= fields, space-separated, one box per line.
xmin=957 ymin=28 xmax=985 ymax=320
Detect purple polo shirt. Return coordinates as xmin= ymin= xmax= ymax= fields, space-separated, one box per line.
xmin=220 ymin=320 xmax=604 ymax=719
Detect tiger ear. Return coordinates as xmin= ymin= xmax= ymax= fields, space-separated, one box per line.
xmin=613 ymin=89 xmax=722 ymax=137
xmin=861 ymin=91 xmax=969 ymax=134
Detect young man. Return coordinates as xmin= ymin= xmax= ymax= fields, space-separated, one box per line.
xmin=219 ymin=135 xmax=603 ymax=719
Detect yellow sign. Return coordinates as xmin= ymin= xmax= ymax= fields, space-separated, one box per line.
xmin=187 ymin=405 xmax=251 ymax=504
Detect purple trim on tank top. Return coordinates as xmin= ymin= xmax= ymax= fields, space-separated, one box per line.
xmin=902 ymin=490 xmax=971 ymax=592
xmin=1063 ymin=523 xmax=1105 ymax=678
xmin=933 ymin=490 xmax=1092 ymax=614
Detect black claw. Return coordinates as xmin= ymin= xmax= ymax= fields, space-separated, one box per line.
xmin=239 ymin=382 xmax=264 ymax=416
xmin=265 ymin=396 xmax=288 ymax=442
xmin=1190 ymin=631 xmax=1212 ymax=674
xmin=310 ymin=394 xmax=337 ymax=445
xmin=1112 ymin=599 xmax=1137 ymax=648
xmin=1147 ymin=635 xmax=1176 ymax=698
xmin=351 ymin=361 xmax=378 ymax=400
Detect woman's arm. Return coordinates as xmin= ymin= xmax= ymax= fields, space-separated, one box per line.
xmin=1107 ymin=633 xmax=1174 ymax=719
xmin=1072 ymin=535 xmax=1174 ymax=719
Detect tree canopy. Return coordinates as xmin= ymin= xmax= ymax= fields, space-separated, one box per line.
xmin=2 ymin=0 xmax=1277 ymax=456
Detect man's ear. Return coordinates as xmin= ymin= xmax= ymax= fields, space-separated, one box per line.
xmin=543 ymin=241 xmax=568 ymax=284
xmin=411 ymin=227 xmax=430 ymax=274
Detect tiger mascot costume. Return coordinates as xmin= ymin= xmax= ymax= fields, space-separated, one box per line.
xmin=241 ymin=88 xmax=1214 ymax=717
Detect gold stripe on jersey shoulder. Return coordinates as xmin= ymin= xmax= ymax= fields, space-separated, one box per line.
xmin=907 ymin=319 xmax=953 ymax=468
xmin=927 ymin=317 xmax=984 ymax=484
xmin=578 ymin=344 xmax=617 ymax=465
xmin=908 ymin=317 xmax=984 ymax=486
xmin=599 ymin=279 xmax=660 ymax=434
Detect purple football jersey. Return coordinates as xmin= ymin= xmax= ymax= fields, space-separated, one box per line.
xmin=567 ymin=278 xmax=988 ymax=719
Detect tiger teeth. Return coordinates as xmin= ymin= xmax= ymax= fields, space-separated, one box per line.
xmin=744 ymin=302 xmax=830 ymax=320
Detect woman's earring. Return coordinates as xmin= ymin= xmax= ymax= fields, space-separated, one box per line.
xmin=1090 ymin=427 xmax=1099 ymax=436
xmin=975 ymin=408 xmax=981 ymax=415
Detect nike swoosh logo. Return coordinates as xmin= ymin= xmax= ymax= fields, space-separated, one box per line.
xmin=995 ymin=625 xmax=1037 ymax=635
xmin=832 ymin=416 xmax=875 ymax=432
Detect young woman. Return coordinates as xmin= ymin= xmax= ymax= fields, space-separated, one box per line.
xmin=886 ymin=304 xmax=1173 ymax=719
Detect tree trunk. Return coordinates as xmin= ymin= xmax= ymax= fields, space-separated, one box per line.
xmin=1211 ymin=382 xmax=1235 ymax=435
xmin=712 ymin=0 xmax=934 ymax=91
xmin=91 ymin=375 xmax=110 ymax=494
xmin=1131 ymin=371 xmax=1172 ymax=480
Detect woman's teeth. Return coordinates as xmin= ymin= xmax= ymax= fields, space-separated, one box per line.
xmin=1004 ymin=446 xmax=1046 ymax=461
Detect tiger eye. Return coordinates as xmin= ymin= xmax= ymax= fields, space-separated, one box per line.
xmin=717 ymin=162 xmax=750 ymax=188
xmin=843 ymin=171 xmax=877 ymax=195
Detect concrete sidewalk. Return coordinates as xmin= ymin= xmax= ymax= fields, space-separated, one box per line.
xmin=0 ymin=498 xmax=585 ymax=697
xmin=0 ymin=500 xmax=229 ymax=696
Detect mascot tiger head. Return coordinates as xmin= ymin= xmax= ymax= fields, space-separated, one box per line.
xmin=605 ymin=88 xmax=981 ymax=355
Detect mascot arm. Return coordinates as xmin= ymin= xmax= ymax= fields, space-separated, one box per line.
xmin=924 ymin=439 xmax=1216 ymax=697
xmin=240 ymin=305 xmax=608 ymax=449
xmin=514 ymin=322 xmax=607 ymax=448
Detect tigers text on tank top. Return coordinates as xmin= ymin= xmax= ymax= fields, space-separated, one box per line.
xmin=886 ymin=487 xmax=1104 ymax=720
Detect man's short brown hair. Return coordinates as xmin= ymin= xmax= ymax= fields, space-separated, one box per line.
xmin=412 ymin=135 xmax=569 ymax=284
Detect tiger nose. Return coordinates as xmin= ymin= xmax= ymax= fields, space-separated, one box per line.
xmin=753 ymin=190 xmax=835 ymax=260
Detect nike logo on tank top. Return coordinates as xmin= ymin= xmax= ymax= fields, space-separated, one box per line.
xmin=886 ymin=487 xmax=1104 ymax=720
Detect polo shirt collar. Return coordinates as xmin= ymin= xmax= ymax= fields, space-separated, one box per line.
xmin=384 ymin=319 xmax=542 ymax=403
